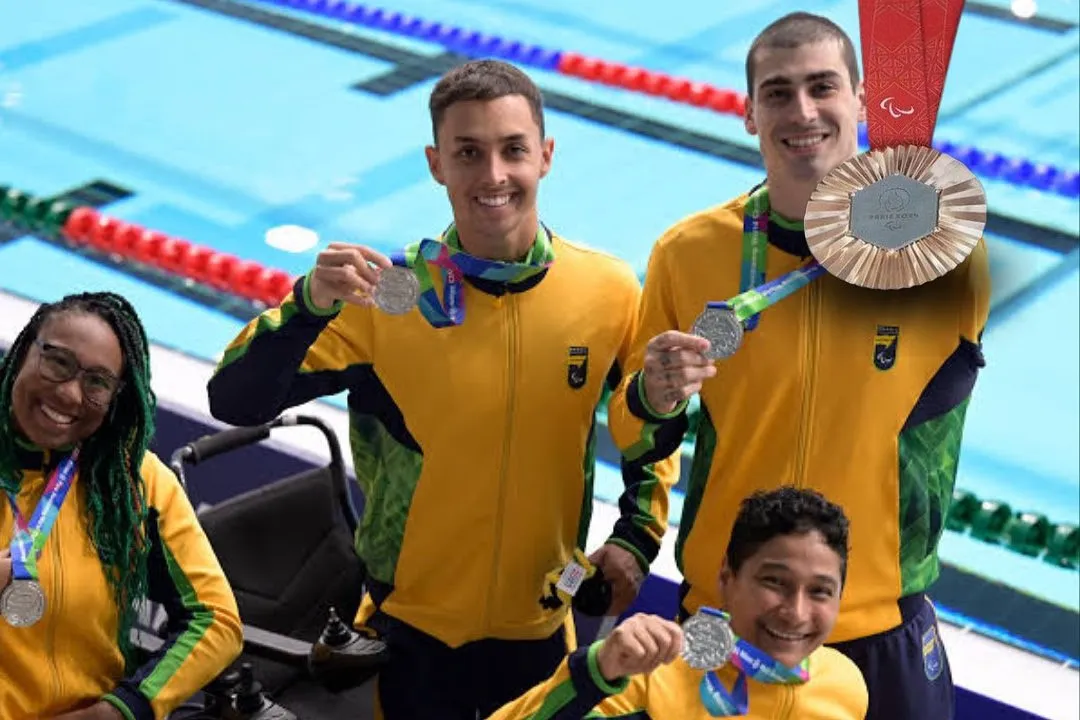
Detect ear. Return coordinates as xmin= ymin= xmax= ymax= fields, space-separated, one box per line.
xmin=744 ymin=99 xmax=758 ymax=136
xmin=719 ymin=560 xmax=734 ymax=593
xmin=856 ymin=81 xmax=867 ymax=124
xmin=425 ymin=145 xmax=445 ymax=186
xmin=539 ymin=136 xmax=555 ymax=180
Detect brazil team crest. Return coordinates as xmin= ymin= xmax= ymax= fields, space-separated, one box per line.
xmin=874 ymin=325 xmax=899 ymax=371
xmin=922 ymin=624 xmax=943 ymax=680
xmin=567 ymin=346 xmax=588 ymax=389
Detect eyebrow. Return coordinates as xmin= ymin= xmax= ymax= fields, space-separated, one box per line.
xmin=452 ymin=133 xmax=529 ymax=144
xmin=759 ymin=70 xmax=843 ymax=89
xmin=757 ymin=562 xmax=839 ymax=587
xmin=40 ymin=340 xmax=120 ymax=376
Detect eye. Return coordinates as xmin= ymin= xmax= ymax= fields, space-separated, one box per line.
xmin=456 ymin=147 xmax=479 ymax=160
xmin=812 ymin=82 xmax=838 ymax=97
xmin=85 ymin=373 xmax=116 ymax=391
xmin=43 ymin=349 xmax=76 ymax=371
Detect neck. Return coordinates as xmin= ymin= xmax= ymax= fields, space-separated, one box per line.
xmin=455 ymin=217 xmax=538 ymax=262
xmin=765 ymin=173 xmax=817 ymax=224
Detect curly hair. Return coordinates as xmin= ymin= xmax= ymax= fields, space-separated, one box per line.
xmin=726 ymin=486 xmax=851 ymax=584
xmin=0 ymin=291 xmax=155 ymax=667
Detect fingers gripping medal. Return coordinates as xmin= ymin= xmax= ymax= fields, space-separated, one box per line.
xmin=690 ymin=306 xmax=744 ymax=361
xmin=0 ymin=579 xmax=46 ymax=627
xmin=372 ymin=266 xmax=420 ymax=315
xmin=682 ymin=607 xmax=736 ymax=670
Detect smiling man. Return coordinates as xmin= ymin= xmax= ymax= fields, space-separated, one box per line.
xmin=605 ymin=12 xmax=990 ymax=720
xmin=487 ymin=487 xmax=868 ymax=719
xmin=207 ymin=60 xmax=677 ymax=719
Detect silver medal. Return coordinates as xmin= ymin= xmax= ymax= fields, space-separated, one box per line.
xmin=690 ymin=306 xmax=744 ymax=360
xmin=373 ymin=266 xmax=420 ymax=315
xmin=681 ymin=609 xmax=735 ymax=670
xmin=1 ymin=579 xmax=46 ymax=628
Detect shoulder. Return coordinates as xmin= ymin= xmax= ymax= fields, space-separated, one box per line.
xmin=811 ymin=645 xmax=863 ymax=680
xmin=138 ymin=450 xmax=185 ymax=505
xmin=652 ymin=197 xmax=747 ymax=260
xmin=553 ymin=234 xmax=641 ymax=293
xmin=808 ymin=646 xmax=869 ymax=715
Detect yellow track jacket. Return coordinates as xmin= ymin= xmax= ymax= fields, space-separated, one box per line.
xmin=487 ymin=640 xmax=868 ymax=719
xmin=0 ymin=445 xmax=242 ymax=719
xmin=207 ymin=231 xmax=679 ymax=649
xmin=608 ymin=192 xmax=990 ymax=643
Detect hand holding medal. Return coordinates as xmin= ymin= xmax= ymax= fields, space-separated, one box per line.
xmin=805 ymin=0 xmax=986 ymax=290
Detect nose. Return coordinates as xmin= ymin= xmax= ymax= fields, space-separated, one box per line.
xmin=54 ymin=378 xmax=85 ymax=408
xmin=793 ymin=89 xmax=819 ymax=124
xmin=481 ymin=153 xmax=510 ymax=186
xmin=778 ymin=591 xmax=811 ymax=625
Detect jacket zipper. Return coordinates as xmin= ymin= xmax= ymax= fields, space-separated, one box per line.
xmin=484 ymin=295 xmax=519 ymax=632
xmin=793 ymin=282 xmax=819 ymax=487
xmin=775 ymin=683 xmax=796 ymax=719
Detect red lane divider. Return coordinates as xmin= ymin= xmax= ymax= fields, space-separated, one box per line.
xmin=555 ymin=52 xmax=747 ymax=115
xmin=63 ymin=207 xmax=296 ymax=307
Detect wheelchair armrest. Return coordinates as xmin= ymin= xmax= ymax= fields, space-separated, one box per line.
xmin=242 ymin=624 xmax=313 ymax=665
xmin=131 ymin=624 xmax=311 ymax=666
xmin=131 ymin=618 xmax=384 ymax=697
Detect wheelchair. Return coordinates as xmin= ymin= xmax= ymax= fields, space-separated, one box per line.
xmin=136 ymin=414 xmax=389 ymax=720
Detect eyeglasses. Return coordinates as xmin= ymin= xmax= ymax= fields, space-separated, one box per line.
xmin=33 ymin=339 xmax=123 ymax=408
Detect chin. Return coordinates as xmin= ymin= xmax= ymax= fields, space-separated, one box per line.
xmin=771 ymin=648 xmax=810 ymax=668
xmin=24 ymin=424 xmax=77 ymax=451
xmin=753 ymin=632 xmax=818 ymax=668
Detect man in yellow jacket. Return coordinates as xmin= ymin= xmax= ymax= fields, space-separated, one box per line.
xmin=488 ymin=487 xmax=868 ymax=719
xmin=208 ymin=59 xmax=677 ymax=719
xmin=607 ymin=12 xmax=989 ymax=720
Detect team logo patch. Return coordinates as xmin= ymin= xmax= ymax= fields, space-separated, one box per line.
xmin=922 ymin=624 xmax=943 ymax=681
xmin=566 ymin=346 xmax=588 ymax=389
xmin=874 ymin=325 xmax=899 ymax=371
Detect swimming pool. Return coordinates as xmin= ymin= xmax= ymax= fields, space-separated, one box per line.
xmin=1 ymin=0 xmax=1077 ymax=693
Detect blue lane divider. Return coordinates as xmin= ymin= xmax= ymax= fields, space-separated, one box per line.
xmin=266 ymin=0 xmax=563 ymax=69
xmin=857 ymin=126 xmax=1079 ymax=199
xmin=255 ymin=0 xmax=1080 ymax=199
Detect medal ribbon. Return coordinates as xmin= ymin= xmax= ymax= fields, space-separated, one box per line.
xmin=859 ymin=0 xmax=965 ymax=149
xmin=5 ymin=449 xmax=80 ymax=582
xmin=710 ymin=186 xmax=825 ymax=329
xmin=696 ymin=609 xmax=810 ymax=717
xmin=390 ymin=225 xmax=555 ymax=328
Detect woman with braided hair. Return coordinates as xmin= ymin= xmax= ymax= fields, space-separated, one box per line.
xmin=0 ymin=291 xmax=242 ymax=720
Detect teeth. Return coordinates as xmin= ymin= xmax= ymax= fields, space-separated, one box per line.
xmin=41 ymin=404 xmax=75 ymax=425
xmin=784 ymin=135 xmax=826 ymax=148
xmin=477 ymin=194 xmax=512 ymax=207
xmin=765 ymin=627 xmax=806 ymax=642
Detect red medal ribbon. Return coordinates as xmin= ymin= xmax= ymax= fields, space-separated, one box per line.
xmin=859 ymin=0 xmax=965 ymax=149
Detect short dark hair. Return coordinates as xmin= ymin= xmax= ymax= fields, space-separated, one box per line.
xmin=429 ymin=59 xmax=545 ymax=143
xmin=726 ymin=487 xmax=850 ymax=584
xmin=745 ymin=12 xmax=861 ymax=98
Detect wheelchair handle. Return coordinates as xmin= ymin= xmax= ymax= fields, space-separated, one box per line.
xmin=185 ymin=423 xmax=278 ymax=464
xmin=168 ymin=418 xmax=285 ymax=489
xmin=168 ymin=414 xmax=357 ymax=533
